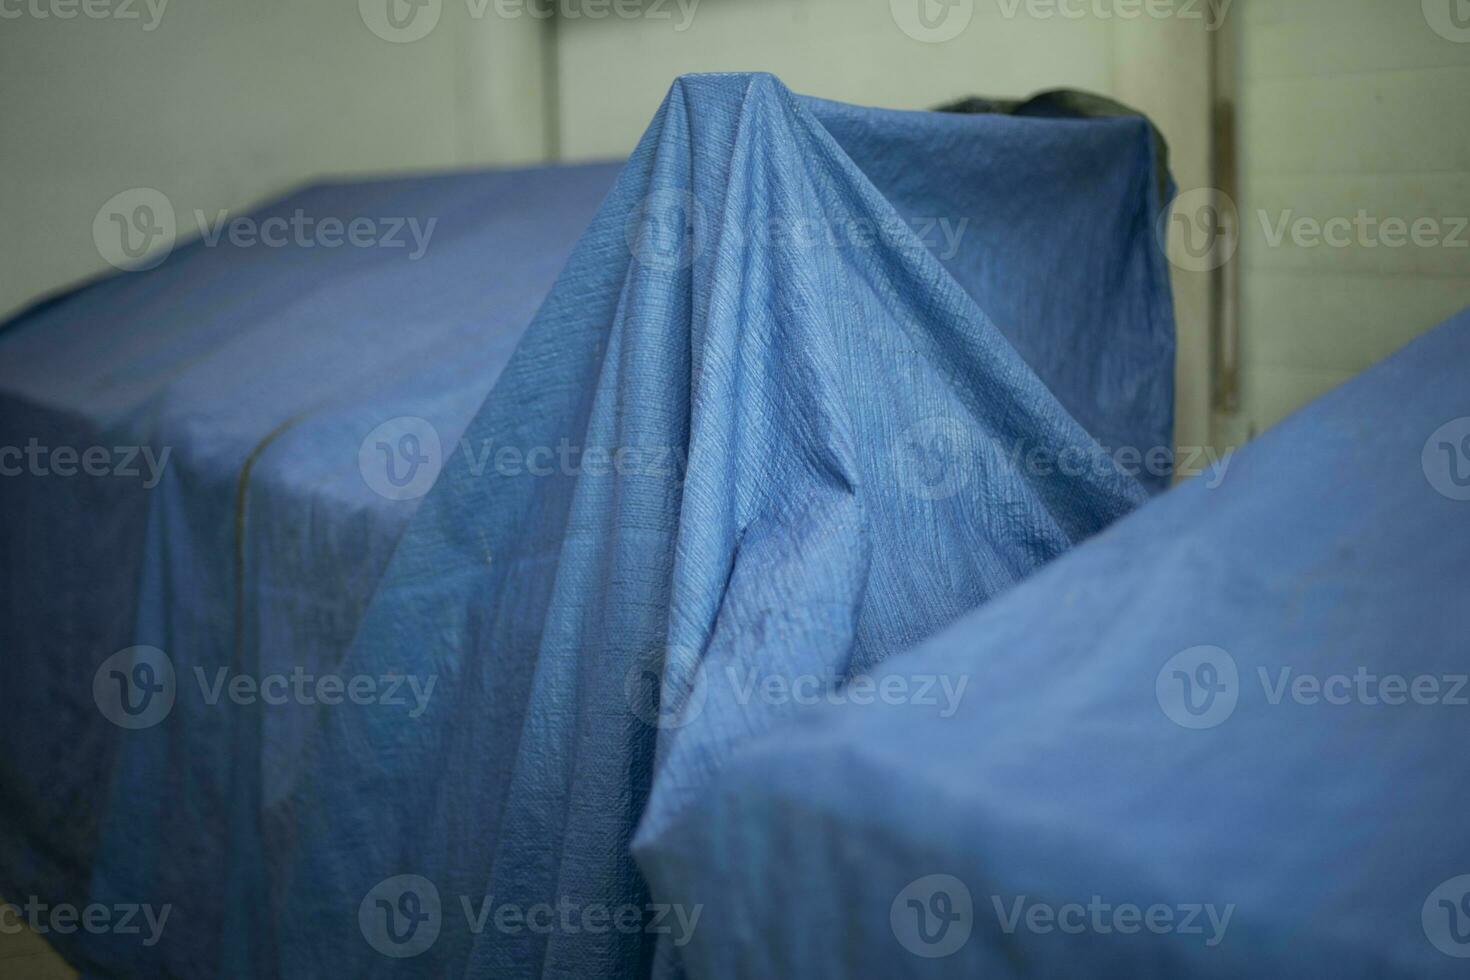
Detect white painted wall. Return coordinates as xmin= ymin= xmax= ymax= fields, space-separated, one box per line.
xmin=553 ymin=0 xmax=1116 ymax=157
xmin=1231 ymin=0 xmax=1470 ymax=434
xmin=0 ymin=0 xmax=554 ymax=319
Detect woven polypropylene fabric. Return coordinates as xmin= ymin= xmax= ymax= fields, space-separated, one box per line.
xmin=638 ymin=307 xmax=1470 ymax=980
xmin=274 ymin=73 xmax=1167 ymax=979
xmin=0 ymin=72 xmax=1175 ymax=979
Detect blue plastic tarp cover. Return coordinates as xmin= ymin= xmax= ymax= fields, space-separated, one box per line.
xmin=639 ymin=306 xmax=1470 ymax=979
xmin=0 ymin=159 xmax=623 ymax=975
xmin=0 ymin=71 xmax=1175 ymax=978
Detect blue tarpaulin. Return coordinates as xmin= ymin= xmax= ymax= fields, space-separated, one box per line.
xmin=0 ymin=71 xmax=1179 ymax=978
xmin=0 ymin=159 xmax=623 ymax=976
xmin=639 ymin=307 xmax=1470 ymax=979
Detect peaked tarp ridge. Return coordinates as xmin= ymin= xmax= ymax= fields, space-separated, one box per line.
xmin=269 ymin=72 xmax=1155 ymax=979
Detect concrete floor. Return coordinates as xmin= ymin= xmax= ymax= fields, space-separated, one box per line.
xmin=0 ymin=907 xmax=78 ymax=980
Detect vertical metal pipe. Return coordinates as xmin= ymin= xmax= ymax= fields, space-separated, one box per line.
xmin=1210 ymin=7 xmax=1241 ymax=415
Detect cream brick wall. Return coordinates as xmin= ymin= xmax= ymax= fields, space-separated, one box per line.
xmin=1233 ymin=0 xmax=1470 ymax=433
